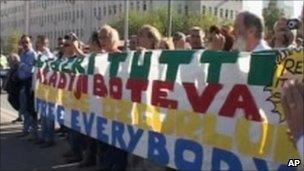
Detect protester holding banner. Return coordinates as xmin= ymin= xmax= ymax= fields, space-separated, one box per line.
xmin=233 ymin=11 xmax=271 ymax=52
xmin=17 ymin=35 xmax=38 ymax=141
xmin=97 ymin=25 xmax=129 ymax=170
xmin=61 ymin=33 xmax=87 ymax=164
xmin=137 ymin=25 xmax=162 ymax=50
xmin=172 ymin=32 xmax=188 ymax=50
xmin=34 ymin=35 xmax=56 ymax=148
xmin=208 ymin=25 xmax=226 ymax=51
xmin=188 ymin=26 xmax=205 ymax=49
xmin=77 ymin=31 xmax=102 ymax=168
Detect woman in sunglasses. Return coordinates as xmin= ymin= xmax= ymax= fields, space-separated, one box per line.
xmin=62 ymin=33 xmax=85 ymax=59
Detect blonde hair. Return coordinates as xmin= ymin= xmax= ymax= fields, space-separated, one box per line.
xmin=138 ymin=25 xmax=162 ymax=49
xmin=99 ymin=24 xmax=120 ymax=44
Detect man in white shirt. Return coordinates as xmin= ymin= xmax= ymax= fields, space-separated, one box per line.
xmin=233 ymin=11 xmax=271 ymax=52
xmin=34 ymin=35 xmax=56 ymax=148
xmin=35 ymin=35 xmax=55 ymax=61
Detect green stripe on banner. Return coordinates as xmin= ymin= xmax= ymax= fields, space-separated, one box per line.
xmin=159 ymin=50 xmax=195 ymax=82
xmin=87 ymin=53 xmax=98 ymax=75
xmin=62 ymin=58 xmax=77 ymax=73
xmin=200 ymin=50 xmax=239 ymax=83
xmin=50 ymin=58 xmax=63 ymax=71
xmin=72 ymin=57 xmax=85 ymax=74
xmin=108 ymin=52 xmax=128 ymax=77
xmin=247 ymin=51 xmax=277 ymax=86
xmin=130 ymin=51 xmax=152 ymax=79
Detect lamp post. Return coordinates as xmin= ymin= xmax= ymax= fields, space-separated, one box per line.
xmin=167 ymin=0 xmax=172 ymax=37
xmin=25 ymin=0 xmax=30 ymax=34
xmin=124 ymin=0 xmax=129 ymax=51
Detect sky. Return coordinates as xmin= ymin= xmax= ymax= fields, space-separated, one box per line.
xmin=293 ymin=0 xmax=303 ymax=18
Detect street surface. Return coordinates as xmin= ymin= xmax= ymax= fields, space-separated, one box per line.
xmin=0 ymin=93 xmax=97 ymax=170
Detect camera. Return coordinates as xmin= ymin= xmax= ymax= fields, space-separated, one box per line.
xmin=287 ymin=19 xmax=300 ymax=30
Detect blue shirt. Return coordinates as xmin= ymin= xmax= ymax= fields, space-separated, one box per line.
xmin=18 ymin=49 xmax=37 ymax=80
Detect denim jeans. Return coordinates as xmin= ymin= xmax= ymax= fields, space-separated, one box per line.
xmin=19 ymin=79 xmax=37 ymax=136
xmin=40 ymin=115 xmax=54 ymax=142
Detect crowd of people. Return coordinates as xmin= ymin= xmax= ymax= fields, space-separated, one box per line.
xmin=0 ymin=11 xmax=303 ymax=170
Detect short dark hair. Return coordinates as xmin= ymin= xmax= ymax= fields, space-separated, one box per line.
xmin=209 ymin=25 xmax=220 ymax=34
xmin=173 ymin=32 xmax=186 ymax=41
xmin=36 ymin=35 xmax=47 ymax=42
xmin=90 ymin=31 xmax=100 ymax=47
xmin=241 ymin=11 xmax=263 ymax=39
xmin=20 ymin=34 xmax=32 ymax=40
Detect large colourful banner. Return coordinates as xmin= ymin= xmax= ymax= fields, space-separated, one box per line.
xmin=34 ymin=49 xmax=303 ymax=170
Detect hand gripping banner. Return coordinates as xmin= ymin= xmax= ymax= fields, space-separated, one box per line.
xmin=34 ymin=49 xmax=303 ymax=170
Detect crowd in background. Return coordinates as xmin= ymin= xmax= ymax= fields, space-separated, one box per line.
xmin=0 ymin=10 xmax=303 ymax=170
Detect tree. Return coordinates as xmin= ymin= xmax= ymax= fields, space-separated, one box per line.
xmin=2 ymin=30 xmax=21 ymax=55
xmin=111 ymin=8 xmax=220 ymax=37
xmin=263 ymin=0 xmax=285 ymax=35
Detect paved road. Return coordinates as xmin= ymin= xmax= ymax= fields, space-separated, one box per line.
xmin=0 ymin=93 xmax=97 ymax=170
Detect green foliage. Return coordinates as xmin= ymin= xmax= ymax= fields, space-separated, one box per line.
xmin=263 ymin=0 xmax=285 ymax=35
xmin=2 ymin=30 xmax=21 ymax=55
xmin=111 ymin=8 xmax=221 ymax=37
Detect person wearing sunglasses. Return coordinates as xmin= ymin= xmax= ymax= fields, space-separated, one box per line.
xmin=189 ymin=26 xmax=206 ymax=50
xmin=63 ymin=33 xmax=85 ymax=58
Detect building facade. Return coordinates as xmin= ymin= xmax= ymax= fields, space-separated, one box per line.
xmin=1 ymin=0 xmax=263 ymax=49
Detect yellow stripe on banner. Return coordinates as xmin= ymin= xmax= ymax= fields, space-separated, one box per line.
xmin=35 ymin=83 xmax=300 ymax=164
xmin=36 ymin=83 xmax=89 ymax=113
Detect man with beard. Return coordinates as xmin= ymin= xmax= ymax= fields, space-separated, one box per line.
xmin=233 ymin=11 xmax=271 ymax=52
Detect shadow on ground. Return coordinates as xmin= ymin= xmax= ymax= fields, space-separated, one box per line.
xmin=0 ymin=124 xmax=98 ymax=171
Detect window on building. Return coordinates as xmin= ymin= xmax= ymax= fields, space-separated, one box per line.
xmin=220 ymin=9 xmax=223 ymax=18
xmin=178 ymin=4 xmax=182 ymax=14
xmin=119 ymin=3 xmax=122 ymax=13
xmin=65 ymin=12 xmax=68 ymax=21
xmin=209 ymin=6 xmax=212 ymax=14
xmin=93 ymin=7 xmax=97 ymax=17
xmin=104 ymin=6 xmax=107 ymax=16
xmin=225 ymin=9 xmax=228 ymax=18
xmin=143 ymin=0 xmax=147 ymax=11
xmin=72 ymin=11 xmax=75 ymax=21
xmin=108 ymin=5 xmax=112 ymax=15
xmin=185 ymin=5 xmax=188 ymax=15
xmin=81 ymin=29 xmax=84 ymax=37
xmin=230 ymin=10 xmax=233 ymax=19
xmin=113 ymin=5 xmax=117 ymax=14
xmin=76 ymin=29 xmax=79 ymax=36
xmin=136 ymin=1 xmax=140 ymax=10
xmin=80 ymin=10 xmax=84 ymax=18
xmin=214 ymin=7 xmax=218 ymax=16
xmin=202 ymin=5 xmax=206 ymax=14
xmin=130 ymin=2 xmax=134 ymax=10
xmin=76 ymin=10 xmax=79 ymax=19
